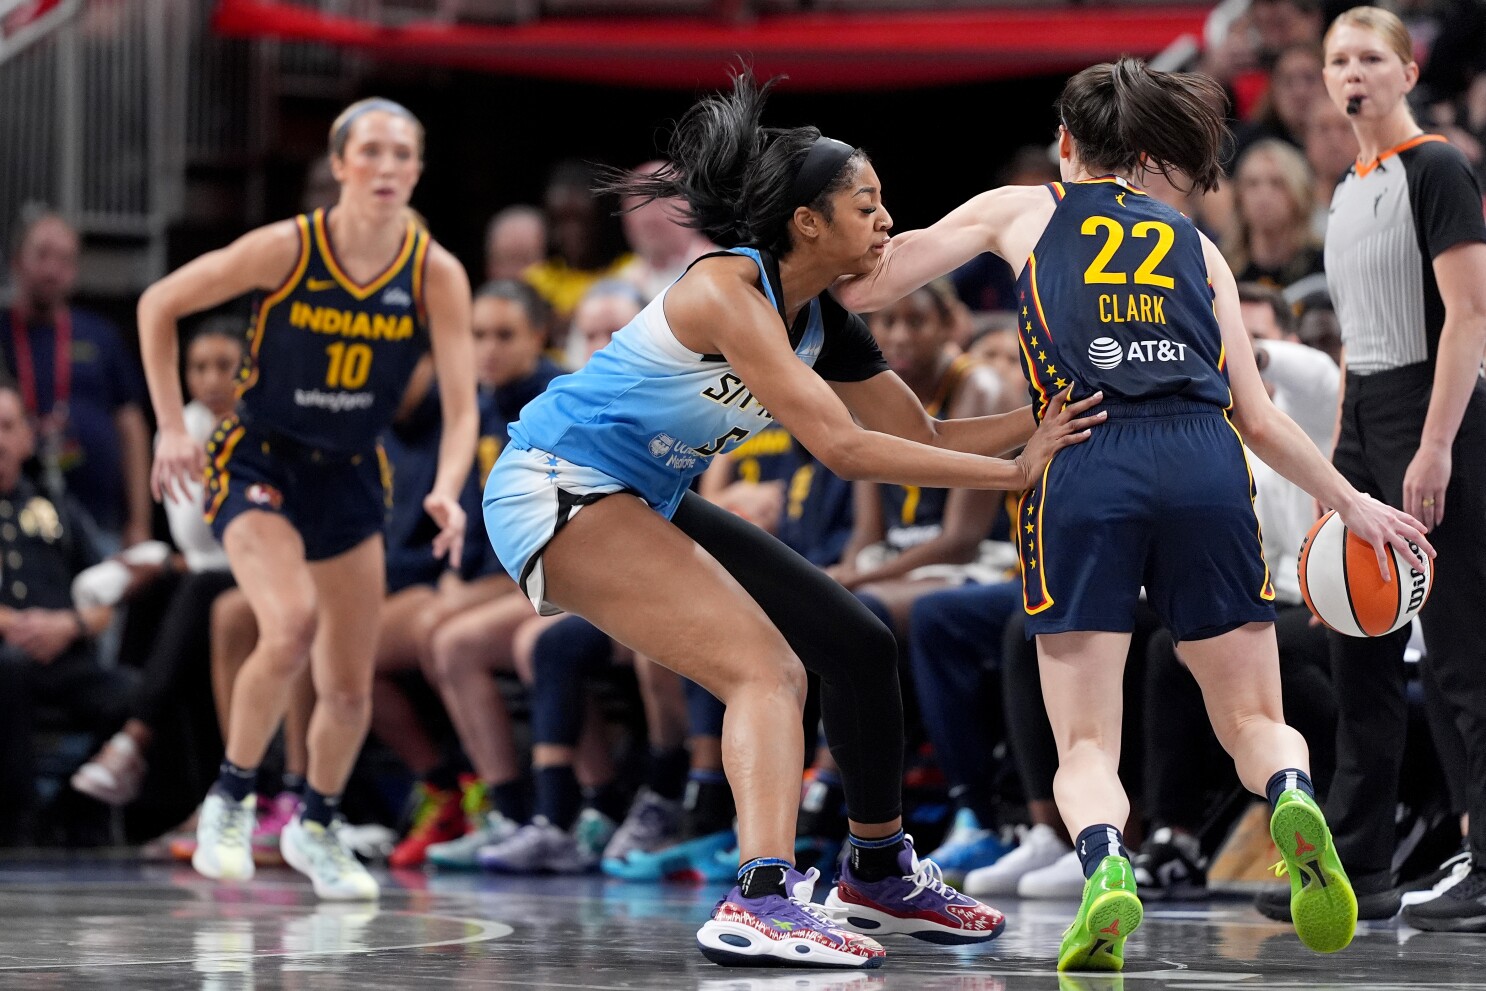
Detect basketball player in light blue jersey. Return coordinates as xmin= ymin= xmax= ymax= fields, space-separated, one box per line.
xmin=139 ymin=98 xmax=476 ymax=901
xmin=837 ymin=58 xmax=1432 ymax=971
xmin=483 ymin=70 xmax=1103 ymax=969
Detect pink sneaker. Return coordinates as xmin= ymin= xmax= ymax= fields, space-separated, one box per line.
xmin=252 ymin=791 xmax=299 ymax=865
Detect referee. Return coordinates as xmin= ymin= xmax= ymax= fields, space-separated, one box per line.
xmin=1258 ymin=7 xmax=1486 ymax=932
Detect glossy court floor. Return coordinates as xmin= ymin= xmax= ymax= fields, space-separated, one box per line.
xmin=0 ymin=860 xmax=1478 ymax=990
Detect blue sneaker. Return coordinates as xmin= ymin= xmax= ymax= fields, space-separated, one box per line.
xmin=926 ymin=808 xmax=1011 ymax=885
xmin=697 ymin=866 xmax=886 ymax=968
xmin=604 ymin=828 xmax=737 ymax=881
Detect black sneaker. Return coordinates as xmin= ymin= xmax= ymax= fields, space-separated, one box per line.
xmin=1402 ymin=866 xmax=1486 ymax=932
xmin=1133 ymin=827 xmax=1207 ymax=901
xmin=1400 ymin=846 xmax=1470 ymax=896
xmin=1255 ymin=871 xmax=1401 ymax=922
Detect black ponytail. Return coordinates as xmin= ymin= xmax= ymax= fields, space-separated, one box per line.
xmin=1057 ymin=57 xmax=1228 ymax=193
xmin=601 ymin=67 xmax=867 ymax=255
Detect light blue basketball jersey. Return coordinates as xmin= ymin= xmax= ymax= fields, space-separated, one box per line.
xmin=505 ymin=248 xmax=826 ymax=518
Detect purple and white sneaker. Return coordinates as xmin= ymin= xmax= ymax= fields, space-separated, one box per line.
xmin=696 ymin=866 xmax=886 ymax=968
xmin=823 ymin=835 xmax=1006 ymax=944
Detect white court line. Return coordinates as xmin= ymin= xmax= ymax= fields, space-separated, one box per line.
xmin=0 ymin=911 xmax=512 ymax=971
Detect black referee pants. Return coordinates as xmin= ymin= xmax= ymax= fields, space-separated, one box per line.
xmin=1327 ymin=363 xmax=1486 ymax=885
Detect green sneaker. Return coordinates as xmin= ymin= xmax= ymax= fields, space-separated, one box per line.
xmin=1269 ymin=789 xmax=1356 ymax=953
xmin=1057 ymin=855 xmax=1143 ymax=972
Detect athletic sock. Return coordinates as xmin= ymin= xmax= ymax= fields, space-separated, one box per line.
xmin=738 ymin=857 xmax=791 ymax=898
xmin=682 ymin=770 xmax=733 ymax=838
xmin=1075 ymin=823 xmax=1129 ymax=879
xmin=647 ymin=744 xmax=690 ymax=801
xmin=1265 ymin=768 xmax=1315 ymax=809
xmin=847 ymin=828 xmax=906 ymax=882
xmin=489 ymin=779 xmax=529 ymax=823
xmin=300 ymin=787 xmax=340 ymax=827
xmin=534 ymin=765 xmax=583 ymax=831
xmin=213 ymin=760 xmax=257 ymax=803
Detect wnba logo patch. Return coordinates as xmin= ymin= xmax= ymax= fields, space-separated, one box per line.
xmin=245 ymin=483 xmax=284 ymax=509
xmin=1088 ymin=337 xmax=1123 ymax=369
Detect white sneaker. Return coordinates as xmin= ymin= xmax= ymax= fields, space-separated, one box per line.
xmin=192 ymin=791 xmax=256 ymax=881
xmin=281 ymin=815 xmax=380 ymax=901
xmin=1015 ymin=848 xmax=1087 ymax=899
xmin=964 ymin=823 xmax=1070 ymax=897
xmin=478 ymin=811 xmax=615 ymax=874
xmin=428 ymin=811 xmax=519 ymax=869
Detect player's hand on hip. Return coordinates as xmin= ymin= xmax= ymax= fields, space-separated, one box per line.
xmin=1338 ymin=491 xmax=1435 ymax=581
xmin=1402 ymin=442 xmax=1450 ymax=532
xmin=151 ymin=428 xmax=206 ymax=504
xmin=1014 ymin=387 xmax=1104 ymax=489
xmin=424 ymin=493 xmax=467 ymax=570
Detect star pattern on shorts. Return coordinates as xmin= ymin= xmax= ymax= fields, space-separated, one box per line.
xmin=546 ymin=470 xmax=559 ymax=483
xmin=545 ymin=455 xmax=560 ymax=467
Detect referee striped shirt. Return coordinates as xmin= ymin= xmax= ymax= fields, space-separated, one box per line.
xmin=1324 ymin=134 xmax=1486 ymax=374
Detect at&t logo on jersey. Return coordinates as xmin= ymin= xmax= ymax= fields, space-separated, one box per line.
xmin=1086 ymin=337 xmax=1189 ymax=369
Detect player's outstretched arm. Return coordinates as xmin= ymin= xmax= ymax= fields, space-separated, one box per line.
xmin=833 ymin=185 xmax=1052 ymax=314
xmin=421 ymin=243 xmax=476 ymax=569
xmin=137 ymin=221 xmax=303 ymax=503
xmin=1206 ymin=235 xmax=1433 ymax=575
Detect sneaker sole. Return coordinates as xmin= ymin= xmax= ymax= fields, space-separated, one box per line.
xmin=1270 ymin=800 xmax=1356 ymax=953
xmin=281 ymin=827 xmax=380 ymax=901
xmin=1402 ymin=907 xmax=1486 ymax=933
xmin=696 ymin=921 xmax=884 ymax=969
xmin=1057 ymin=889 xmax=1142 ymax=972
xmin=820 ymin=892 xmax=1004 ymax=944
xmin=191 ymin=848 xmax=254 ymax=882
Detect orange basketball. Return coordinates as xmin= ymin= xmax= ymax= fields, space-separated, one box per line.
xmin=1297 ymin=510 xmax=1432 ymax=637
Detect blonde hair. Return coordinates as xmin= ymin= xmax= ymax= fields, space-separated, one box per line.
xmin=1324 ymin=6 xmax=1414 ymax=66
xmin=328 ymin=98 xmax=425 ymax=160
xmin=1223 ymin=139 xmax=1319 ymax=275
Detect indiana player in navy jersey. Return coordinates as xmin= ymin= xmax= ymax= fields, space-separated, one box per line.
xmin=838 ymin=58 xmax=1432 ymax=970
xmin=138 ymin=98 xmax=476 ymax=900
xmin=483 ymin=70 xmax=1100 ymax=969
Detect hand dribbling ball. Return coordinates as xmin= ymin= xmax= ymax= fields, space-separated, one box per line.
xmin=1297 ymin=509 xmax=1432 ymax=637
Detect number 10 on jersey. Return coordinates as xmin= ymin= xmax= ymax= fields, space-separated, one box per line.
xmin=325 ymin=342 xmax=372 ymax=389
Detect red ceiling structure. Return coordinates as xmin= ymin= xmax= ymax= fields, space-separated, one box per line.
xmin=213 ymin=0 xmax=1211 ymax=90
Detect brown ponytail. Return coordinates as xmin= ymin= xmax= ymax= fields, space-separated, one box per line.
xmin=1057 ymin=57 xmax=1229 ymax=194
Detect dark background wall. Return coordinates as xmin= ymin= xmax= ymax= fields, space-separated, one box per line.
xmin=261 ymin=69 xmax=1071 ymax=274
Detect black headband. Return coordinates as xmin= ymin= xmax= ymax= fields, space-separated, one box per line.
xmin=788 ymin=137 xmax=856 ymax=208
xmin=332 ymin=99 xmax=417 ymax=153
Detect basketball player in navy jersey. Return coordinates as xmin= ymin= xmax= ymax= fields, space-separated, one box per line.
xmin=838 ymin=58 xmax=1431 ymax=970
xmin=138 ymin=98 xmax=476 ymax=900
xmin=484 ymin=70 xmax=1103 ymax=969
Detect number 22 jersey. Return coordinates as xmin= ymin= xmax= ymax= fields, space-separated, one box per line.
xmin=1014 ymin=177 xmax=1231 ymax=417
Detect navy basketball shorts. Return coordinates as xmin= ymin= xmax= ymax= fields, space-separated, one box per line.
xmin=1018 ymin=398 xmax=1277 ymax=643
xmin=203 ymin=416 xmax=390 ymax=562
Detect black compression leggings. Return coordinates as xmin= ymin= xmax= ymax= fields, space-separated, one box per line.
xmin=669 ymin=491 xmax=904 ymax=825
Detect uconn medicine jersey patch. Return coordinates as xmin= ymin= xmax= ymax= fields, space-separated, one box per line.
xmin=507 ymin=247 xmax=886 ymax=518
xmin=239 ymin=208 xmax=430 ymax=451
xmin=1014 ymin=178 xmax=1230 ymax=418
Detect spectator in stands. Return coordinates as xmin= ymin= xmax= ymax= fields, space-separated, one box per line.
xmin=1305 ymin=96 xmax=1361 ymax=237
xmin=379 ymin=280 xmax=564 ymax=869
xmin=1223 ymin=140 xmax=1324 ymax=289
xmin=951 ymin=147 xmax=1058 ymax=314
xmin=1232 ymin=44 xmax=1326 ymax=165
xmin=68 ymin=321 xmax=245 ymax=808
xmin=1249 ymin=0 xmax=1323 ymax=57
xmin=617 ymin=160 xmax=717 ymax=302
xmin=5 ymin=208 xmax=151 ymax=552
xmin=0 ymin=381 xmax=129 ymax=845
xmin=485 ymin=205 xmax=547 ymax=283
xmin=830 ymin=281 xmax=1008 ymax=634
xmin=523 ymin=160 xmax=631 ymax=325
xmin=563 ymin=279 xmax=644 ymax=370
xmin=1239 ymin=282 xmax=1340 ymax=449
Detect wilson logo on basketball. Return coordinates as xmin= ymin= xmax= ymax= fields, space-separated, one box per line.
xmin=1297 ymin=510 xmax=1433 ymax=637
